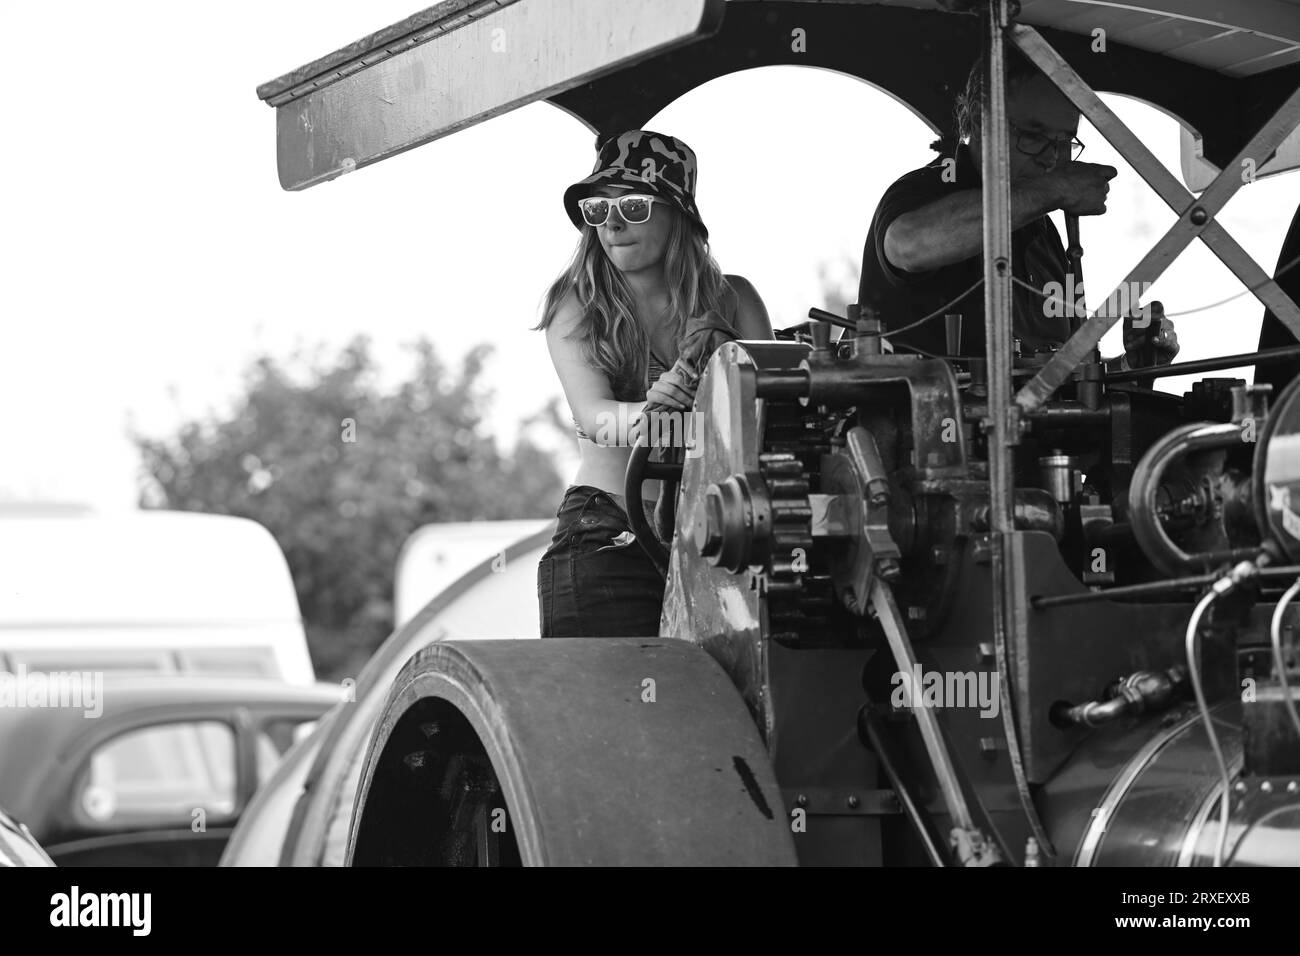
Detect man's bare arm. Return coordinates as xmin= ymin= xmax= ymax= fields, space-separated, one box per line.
xmin=883 ymin=161 xmax=1118 ymax=275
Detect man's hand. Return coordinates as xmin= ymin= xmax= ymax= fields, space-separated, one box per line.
xmin=1044 ymin=161 xmax=1118 ymax=216
xmin=1123 ymin=302 xmax=1179 ymax=368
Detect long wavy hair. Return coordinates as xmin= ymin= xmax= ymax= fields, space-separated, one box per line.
xmin=534 ymin=208 xmax=731 ymax=397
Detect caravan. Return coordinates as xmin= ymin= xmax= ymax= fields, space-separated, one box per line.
xmin=0 ymin=507 xmax=314 ymax=683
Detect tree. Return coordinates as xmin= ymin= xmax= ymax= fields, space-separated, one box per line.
xmin=134 ymin=336 xmax=565 ymax=680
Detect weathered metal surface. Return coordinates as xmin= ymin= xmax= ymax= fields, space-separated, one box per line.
xmin=660 ymin=341 xmax=806 ymax=743
xmin=346 ymin=638 xmax=797 ymax=865
xmin=799 ymin=355 xmax=968 ymax=478
xmin=259 ymin=0 xmax=516 ymax=106
xmin=766 ymin=642 xmax=883 ymax=864
xmin=1038 ymin=700 xmax=1300 ymax=866
xmin=263 ymin=1 xmax=1300 ymax=191
xmin=268 ymin=0 xmax=724 ymax=189
xmin=980 ymin=0 xmax=1054 ymax=861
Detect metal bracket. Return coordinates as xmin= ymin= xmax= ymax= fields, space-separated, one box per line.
xmin=783 ymin=788 xmax=902 ymax=816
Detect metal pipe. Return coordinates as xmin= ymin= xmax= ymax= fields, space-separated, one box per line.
xmin=1032 ymin=564 xmax=1300 ymax=608
xmin=753 ymin=368 xmax=810 ymax=399
xmin=980 ymin=0 xmax=1051 ymax=863
xmin=1268 ymin=579 xmax=1300 ymax=744
xmin=1032 ymin=574 xmax=1216 ymax=608
xmin=857 ymin=704 xmax=949 ymax=867
xmin=1129 ymin=421 xmax=1243 ymax=576
xmin=1052 ymin=666 xmax=1186 ymax=727
xmin=1105 ymin=344 xmax=1300 ymax=383
xmin=806 ymin=307 xmax=857 ymax=331
xmin=1057 ymin=694 xmax=1131 ymax=727
xmin=1186 ymin=589 xmax=1233 ymax=868
xmin=981 ymin=0 xmax=1016 ymax=540
xmin=1064 ymin=213 xmax=1088 ymax=338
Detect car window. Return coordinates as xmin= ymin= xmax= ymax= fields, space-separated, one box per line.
xmin=76 ymin=720 xmax=237 ymax=827
xmin=255 ymin=718 xmax=318 ymax=786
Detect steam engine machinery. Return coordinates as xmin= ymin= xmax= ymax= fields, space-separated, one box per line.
xmin=645 ymin=311 xmax=1300 ymax=866
xmin=347 ymin=302 xmax=1300 ymax=868
xmin=273 ymin=0 xmax=1300 ymax=868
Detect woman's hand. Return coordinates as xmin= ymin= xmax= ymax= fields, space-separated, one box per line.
xmin=645 ymin=359 xmax=699 ymax=410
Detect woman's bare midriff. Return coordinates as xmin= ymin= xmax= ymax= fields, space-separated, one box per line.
xmin=572 ymin=439 xmax=661 ymax=504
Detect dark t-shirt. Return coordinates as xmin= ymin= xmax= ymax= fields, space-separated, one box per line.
xmin=859 ymin=143 xmax=1071 ymax=358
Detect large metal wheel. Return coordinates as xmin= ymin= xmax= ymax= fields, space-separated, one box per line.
xmin=346 ymin=638 xmax=797 ymax=866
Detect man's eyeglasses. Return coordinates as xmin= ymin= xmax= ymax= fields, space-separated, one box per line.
xmin=1009 ymin=122 xmax=1085 ymax=164
xmin=578 ymin=194 xmax=662 ymax=227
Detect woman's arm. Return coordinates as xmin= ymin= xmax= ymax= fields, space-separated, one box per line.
xmin=544 ymin=293 xmax=647 ymax=445
xmin=725 ymin=274 xmax=775 ymax=340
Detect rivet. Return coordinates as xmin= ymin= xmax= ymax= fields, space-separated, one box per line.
xmin=847 ymin=795 xmax=860 ymax=809
xmin=1260 ymin=780 xmax=1274 ymax=794
xmin=1190 ymin=206 xmax=1209 ymax=226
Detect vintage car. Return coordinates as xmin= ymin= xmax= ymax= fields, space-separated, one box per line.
xmin=0 ymin=675 xmax=340 ymax=866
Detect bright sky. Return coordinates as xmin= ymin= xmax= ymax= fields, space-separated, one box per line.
xmin=3 ymin=2 xmax=1298 ymax=511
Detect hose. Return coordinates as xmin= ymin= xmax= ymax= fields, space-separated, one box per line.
xmin=1269 ymin=579 xmax=1300 ymax=745
xmin=1185 ymin=589 xmax=1232 ymax=867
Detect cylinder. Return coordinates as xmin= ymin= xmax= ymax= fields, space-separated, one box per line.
xmin=1038 ymin=451 xmax=1078 ymax=505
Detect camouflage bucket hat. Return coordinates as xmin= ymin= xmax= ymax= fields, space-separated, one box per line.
xmin=563 ymin=130 xmax=707 ymax=239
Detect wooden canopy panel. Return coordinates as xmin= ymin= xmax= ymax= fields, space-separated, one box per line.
xmin=264 ymin=0 xmax=724 ymax=190
xmin=259 ymin=0 xmax=1300 ymax=189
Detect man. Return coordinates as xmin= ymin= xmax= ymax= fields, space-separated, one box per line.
xmin=860 ymin=49 xmax=1178 ymax=370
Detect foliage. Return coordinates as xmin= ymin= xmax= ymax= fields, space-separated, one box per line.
xmin=134 ymin=336 xmax=566 ymax=679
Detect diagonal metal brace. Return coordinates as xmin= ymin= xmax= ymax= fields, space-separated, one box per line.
xmin=1009 ymin=26 xmax=1300 ymax=413
xmin=869 ymin=577 xmax=1002 ymax=864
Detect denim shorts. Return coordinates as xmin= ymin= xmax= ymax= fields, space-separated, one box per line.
xmin=536 ymin=485 xmax=666 ymax=638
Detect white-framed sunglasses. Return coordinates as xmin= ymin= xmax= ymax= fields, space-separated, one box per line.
xmin=578 ymin=193 xmax=663 ymax=227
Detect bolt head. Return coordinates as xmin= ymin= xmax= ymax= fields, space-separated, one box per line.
xmin=1260 ymin=780 xmax=1274 ymax=794
xmin=1190 ymin=206 xmax=1209 ymax=226
xmin=847 ymin=795 xmax=860 ymax=809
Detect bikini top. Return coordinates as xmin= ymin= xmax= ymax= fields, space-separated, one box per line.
xmin=570 ymin=294 xmax=741 ymax=442
xmin=572 ymin=342 xmax=673 ymax=441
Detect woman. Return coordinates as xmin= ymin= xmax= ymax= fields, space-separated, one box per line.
xmin=534 ymin=130 xmax=773 ymax=638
